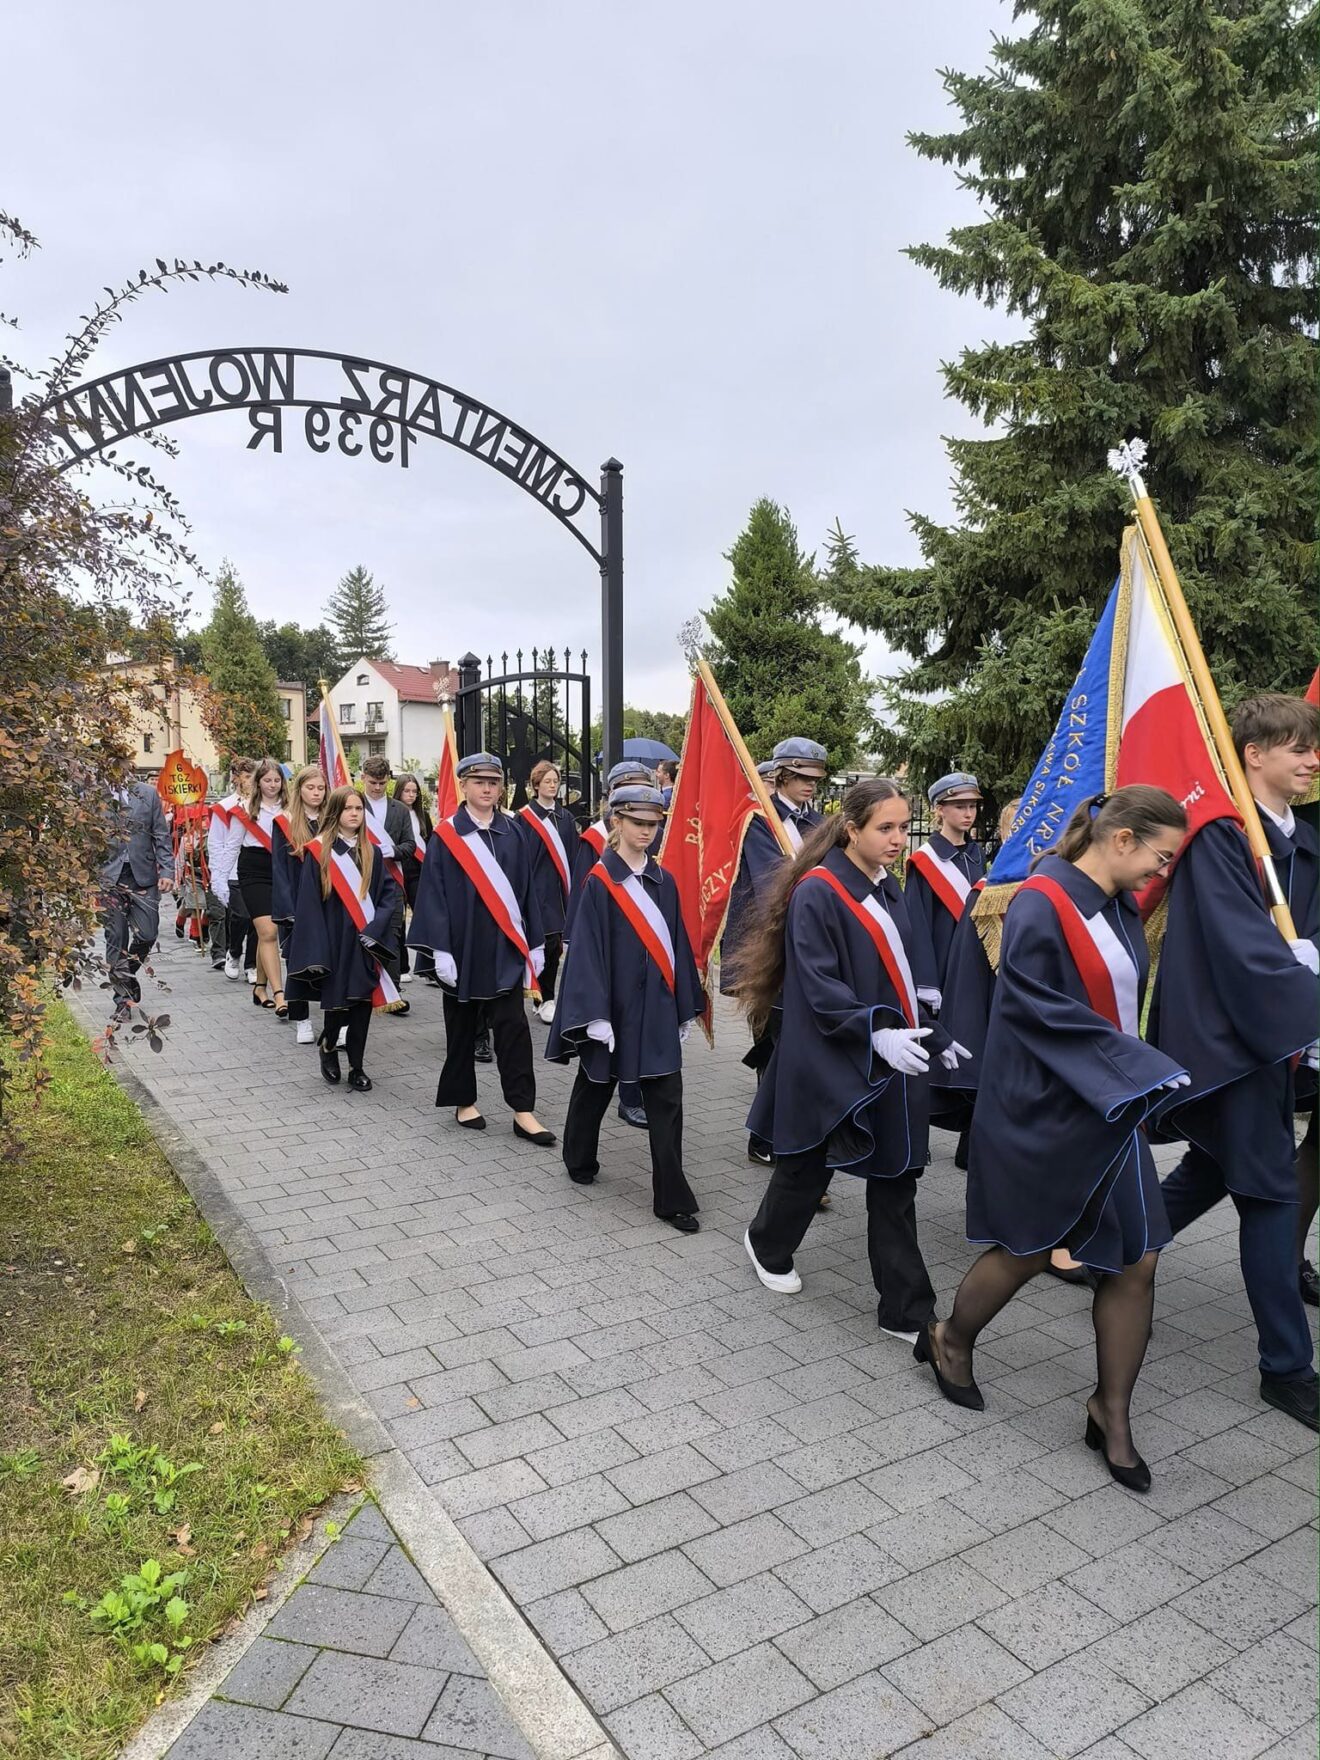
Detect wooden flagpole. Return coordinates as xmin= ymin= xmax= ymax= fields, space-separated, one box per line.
xmin=695 ymin=657 xmax=796 ymax=857
xmin=1111 ymin=444 xmax=1296 ymax=940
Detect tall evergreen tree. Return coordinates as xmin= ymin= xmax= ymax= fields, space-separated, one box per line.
xmin=257 ymin=618 xmax=340 ymax=699
xmin=198 ymin=563 xmax=286 ymax=760
xmin=325 ymin=565 xmax=394 ymax=667
xmin=705 ymin=499 xmax=873 ymax=767
xmin=827 ymin=0 xmax=1317 ymax=794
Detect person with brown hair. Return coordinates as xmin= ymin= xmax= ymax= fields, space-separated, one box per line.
xmin=919 ymin=787 xmax=1190 ymax=1491
xmin=272 ymin=764 xmax=326 ymax=1046
xmin=391 ymin=773 xmax=435 ymax=987
xmin=220 ymin=757 xmax=288 ymax=1013
xmin=518 ymin=758 xmax=580 ymax=1024
xmin=734 ymin=779 xmax=966 ymax=1341
xmin=207 ymin=756 xmax=257 ymax=978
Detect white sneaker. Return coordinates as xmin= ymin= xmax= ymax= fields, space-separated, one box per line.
xmin=400 ymin=971 xmax=415 ymax=984
xmin=295 ymin=1019 xmax=316 ymax=1045
xmin=244 ymin=967 xmax=258 ymax=984
xmin=878 ymin=1325 xmax=920 ymax=1346
xmin=224 ymin=955 xmax=241 ymax=980
xmin=744 ymin=1229 xmax=802 ymax=1294
xmin=538 ymin=998 xmax=556 ymax=1024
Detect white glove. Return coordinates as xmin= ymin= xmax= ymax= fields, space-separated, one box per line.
xmin=433 ymin=951 xmax=458 ymax=987
xmin=679 ymin=1019 xmax=693 ymax=1043
xmin=917 ymin=987 xmax=942 ymax=1014
xmin=872 ymin=1026 xmax=932 ymax=1075
xmin=586 ymin=1019 xmax=615 ymax=1053
xmin=530 ymin=944 xmax=546 ymax=977
xmin=939 ymin=1040 xmax=972 ymax=1071
xmin=1288 ymin=939 xmax=1319 ymax=975
xmin=1161 ymin=1072 xmax=1191 ymax=1091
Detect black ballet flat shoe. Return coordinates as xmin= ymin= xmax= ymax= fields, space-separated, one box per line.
xmin=567 ymin=1168 xmax=597 ymax=1185
xmin=455 ymin=1111 xmax=487 ymax=1131
xmin=474 ymin=1035 xmax=493 ymax=1064
xmin=317 ymin=1038 xmax=341 ymax=1084
xmin=346 ymin=1069 xmax=372 ymax=1093
xmin=513 ymin=1121 xmax=557 ymax=1147
xmin=1084 ymin=1412 xmax=1151 ymax=1492
xmin=661 ymin=1212 xmax=700 ymax=1235
xmin=1044 ymin=1261 xmax=1093 ymax=1287
xmin=913 ymin=1322 xmax=985 ymax=1412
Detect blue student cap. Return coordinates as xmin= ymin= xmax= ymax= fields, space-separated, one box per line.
xmin=606 ymin=760 xmax=655 ymax=789
xmin=771 ymin=737 xmax=828 ymax=775
xmin=928 ymin=771 xmax=982 ymax=804
xmin=610 ymin=784 xmax=666 ymax=816
xmin=457 ymin=751 xmax=504 ymax=779
xmin=756 ymin=760 xmax=776 ymax=777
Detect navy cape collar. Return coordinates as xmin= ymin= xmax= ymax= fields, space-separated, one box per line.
xmin=455 ymin=804 xmax=510 ymax=837
xmin=601 ymin=845 xmax=662 ymax=887
xmin=821 ymin=843 xmax=891 ymax=904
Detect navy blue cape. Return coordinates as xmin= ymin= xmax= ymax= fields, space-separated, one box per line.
xmin=408 ymin=805 xmax=544 ymax=1001
xmin=1148 ymin=816 xmax=1318 ymax=1199
xmin=547 ymin=849 xmax=703 ymax=1083
xmin=719 ymin=796 xmax=823 ymax=996
xmin=967 ymin=855 xmax=1184 ymax=1270
xmin=903 ymin=833 xmax=985 ymax=992
xmin=287 ymin=838 xmax=398 ymax=1011
xmin=746 ymin=844 xmax=949 ymax=1177
xmin=516 ymin=803 xmax=580 ymax=938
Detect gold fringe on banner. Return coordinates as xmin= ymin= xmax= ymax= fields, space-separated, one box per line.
xmin=971 ymin=881 xmax=1020 ymax=971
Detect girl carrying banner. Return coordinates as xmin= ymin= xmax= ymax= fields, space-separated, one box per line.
xmin=409 ymin=752 xmax=555 ymax=1145
xmin=518 ymin=759 xmax=580 ymax=1024
xmin=733 ymin=779 xmax=968 ymax=1341
xmin=919 ymin=787 xmax=1190 ymax=1492
xmin=548 ymin=785 xmax=704 ymax=1232
xmin=287 ymin=785 xmax=399 ymax=1092
xmin=272 ymin=764 xmax=326 ymax=1046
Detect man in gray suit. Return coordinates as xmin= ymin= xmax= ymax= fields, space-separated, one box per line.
xmin=100 ymin=780 xmax=174 ymax=1008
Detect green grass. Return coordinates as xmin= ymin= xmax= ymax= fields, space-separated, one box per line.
xmin=0 ymin=1003 xmax=362 ymax=1759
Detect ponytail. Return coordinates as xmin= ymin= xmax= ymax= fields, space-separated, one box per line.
xmin=1036 ymin=785 xmax=1187 ymax=870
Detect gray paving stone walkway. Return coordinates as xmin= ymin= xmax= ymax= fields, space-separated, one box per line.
xmin=91 ymin=941 xmax=1317 ymax=1759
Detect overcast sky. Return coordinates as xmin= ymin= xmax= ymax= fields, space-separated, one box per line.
xmin=10 ymin=1 xmax=1017 ymax=712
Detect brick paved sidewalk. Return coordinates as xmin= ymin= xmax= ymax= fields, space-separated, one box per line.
xmin=86 ymin=941 xmax=1317 ymax=1760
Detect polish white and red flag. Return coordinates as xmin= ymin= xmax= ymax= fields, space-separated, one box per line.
xmin=317 ymin=690 xmax=351 ymax=790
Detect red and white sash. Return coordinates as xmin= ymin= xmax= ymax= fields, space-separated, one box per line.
xmin=907 ymin=842 xmax=973 ymax=921
xmin=362 ymin=823 xmax=407 ymax=889
xmin=230 ymin=804 xmax=273 ymax=851
xmin=1019 ymin=874 xmax=1138 ymax=1034
xmin=807 ymin=867 xmax=918 ymax=1027
xmin=435 ymin=817 xmax=541 ymax=996
xmin=307 ymin=838 xmax=401 ymax=1005
xmin=209 ymin=798 xmax=232 ymax=830
xmin=580 ymin=820 xmax=607 ymax=858
xmin=590 ymin=862 xmax=676 ymax=992
xmin=519 ymin=804 xmax=571 ymax=899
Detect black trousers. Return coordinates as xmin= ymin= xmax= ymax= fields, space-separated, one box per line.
xmin=437 ymin=987 xmax=535 ymax=1111
xmin=540 ymin=933 xmax=563 ymax=1002
xmin=563 ymin=1067 xmax=698 ymax=1217
xmin=322 ymin=1000 xmax=372 ymax=1072
xmin=225 ymin=907 xmax=257 ymax=966
xmin=748 ymin=1148 xmax=936 ymax=1332
xmin=747 ymin=1009 xmax=781 ymax=1154
xmin=397 ymin=858 xmax=434 ymax=977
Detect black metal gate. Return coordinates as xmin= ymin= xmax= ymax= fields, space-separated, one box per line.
xmin=455 ymin=648 xmax=596 ymax=816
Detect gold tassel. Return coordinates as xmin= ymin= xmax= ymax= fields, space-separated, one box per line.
xmin=971 ymin=881 xmax=1020 ymax=972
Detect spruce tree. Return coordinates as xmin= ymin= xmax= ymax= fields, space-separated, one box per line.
xmin=198 ymin=563 xmax=286 ymax=760
xmin=705 ymin=499 xmax=872 ymax=768
xmin=828 ymin=0 xmax=1318 ymax=794
xmin=326 ymin=565 xmax=394 ymax=667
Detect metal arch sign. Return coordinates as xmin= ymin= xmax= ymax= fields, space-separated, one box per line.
xmin=41 ymin=346 xmax=604 ymax=560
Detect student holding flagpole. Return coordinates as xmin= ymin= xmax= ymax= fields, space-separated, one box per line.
xmin=518 ymin=759 xmax=580 ymax=1024
xmin=917 ymin=787 xmax=1190 ymax=1491
xmin=409 ymin=752 xmax=555 ymax=1144
xmin=734 ymin=779 xmax=968 ymax=1340
xmin=548 ymin=785 xmax=704 ymax=1231
xmin=288 ymin=785 xmax=399 ymax=1091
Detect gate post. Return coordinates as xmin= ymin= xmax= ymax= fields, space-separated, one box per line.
xmin=599 ymin=458 xmax=624 ymax=775
xmin=456 ymin=651 xmax=482 ymax=757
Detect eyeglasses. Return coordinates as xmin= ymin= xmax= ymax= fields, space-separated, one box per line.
xmin=1135 ymin=835 xmax=1179 ymax=872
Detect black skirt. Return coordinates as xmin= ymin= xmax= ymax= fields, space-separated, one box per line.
xmin=236 ymin=846 xmax=273 ymax=920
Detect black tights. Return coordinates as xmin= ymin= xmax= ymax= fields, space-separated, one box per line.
xmin=940 ymin=1245 xmax=1158 ymax=1467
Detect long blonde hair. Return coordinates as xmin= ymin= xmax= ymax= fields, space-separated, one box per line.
xmin=286 ymin=765 xmax=324 ymax=853
xmin=318 ymin=787 xmax=373 ymax=898
xmin=246 ymin=756 xmax=288 ymax=815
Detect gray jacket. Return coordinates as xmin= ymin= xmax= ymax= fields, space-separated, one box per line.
xmin=100 ymin=782 xmax=173 ymax=889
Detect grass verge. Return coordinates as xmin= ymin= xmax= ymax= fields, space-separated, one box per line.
xmin=0 ymin=1001 xmax=362 ymax=1759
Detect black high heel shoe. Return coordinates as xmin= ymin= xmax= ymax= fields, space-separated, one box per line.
xmin=1084 ymin=1413 xmax=1151 ymax=1493
xmin=913 ymin=1322 xmax=985 ymax=1412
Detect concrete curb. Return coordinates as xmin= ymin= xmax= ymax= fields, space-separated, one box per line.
xmin=70 ymin=995 xmax=622 ymax=1760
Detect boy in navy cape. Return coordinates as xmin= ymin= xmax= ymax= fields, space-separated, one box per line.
xmin=1150 ymin=693 xmax=1320 ymax=1432
xmin=919 ymin=788 xmax=1190 ymax=1491
xmin=408 ymin=752 xmax=555 ymax=1146
xmin=516 ymin=758 xmax=580 ymax=1027
xmin=732 ymin=779 xmax=967 ymax=1342
xmin=722 ymin=736 xmax=829 ymax=1166
xmin=548 ymin=785 xmax=704 ymax=1232
xmin=287 ymin=784 xmax=398 ymax=1091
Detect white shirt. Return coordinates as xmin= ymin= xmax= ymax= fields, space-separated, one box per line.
xmin=1256 ymin=798 xmax=1296 ymax=840
xmin=363 ymin=792 xmax=394 ymax=856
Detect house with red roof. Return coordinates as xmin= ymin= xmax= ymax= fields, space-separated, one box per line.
xmin=325 ymin=656 xmax=461 ymax=773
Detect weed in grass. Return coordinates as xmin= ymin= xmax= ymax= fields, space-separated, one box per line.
xmin=0 ymin=1450 xmax=42 ymax=1481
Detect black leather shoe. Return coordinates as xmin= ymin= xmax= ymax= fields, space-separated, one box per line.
xmin=1085 ymin=1412 xmax=1151 ymax=1493
xmin=514 ymin=1121 xmax=556 ymax=1146
xmin=474 ymin=1034 xmax=493 ymax=1063
xmin=747 ymin=1139 xmax=773 ymax=1165
xmin=346 ymin=1069 xmax=372 ymax=1092
xmin=317 ymin=1037 xmax=341 ymax=1085
xmin=913 ymin=1321 xmax=985 ymax=1412
xmin=455 ymin=1111 xmax=487 ymax=1131
xmin=1261 ymin=1373 xmax=1320 ymax=1432
xmin=617 ymin=1103 xmax=648 ymax=1129
xmin=1300 ymin=1260 xmax=1319 ymax=1307
xmin=567 ymin=1168 xmax=597 ymax=1184
xmin=661 ymin=1213 xmax=700 ymax=1234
